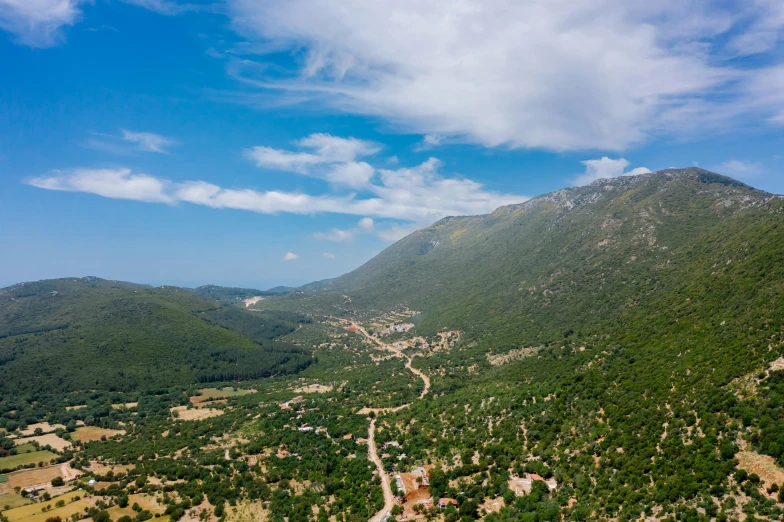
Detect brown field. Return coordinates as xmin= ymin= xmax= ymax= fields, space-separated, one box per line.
xmin=224 ymin=500 xmax=269 ymax=522
xmin=71 ymin=427 xmax=125 ymax=443
xmin=293 ymin=384 xmax=334 ymax=394
xmin=15 ymin=434 xmax=71 ymax=451
xmin=190 ymin=388 xmax=256 ymax=405
xmin=106 ymin=493 xmax=164 ymax=520
xmin=0 ymin=493 xmax=32 ymax=511
xmin=111 ymin=402 xmax=138 ymax=410
xmin=65 ymin=405 xmax=86 ymax=411
xmin=171 ymin=406 xmax=224 ymax=421
xmin=3 ymin=491 xmax=88 ymax=522
xmin=87 ymin=461 xmax=133 ymax=476
xmin=0 ymin=465 xmax=65 ymax=495
xmin=17 ymin=424 xmax=65 ymax=437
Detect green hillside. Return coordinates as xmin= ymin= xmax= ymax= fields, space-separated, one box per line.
xmin=0 ymin=278 xmax=312 ymax=395
xmin=262 ymin=168 xmax=784 ymax=349
xmin=193 ymin=284 xmax=290 ymax=305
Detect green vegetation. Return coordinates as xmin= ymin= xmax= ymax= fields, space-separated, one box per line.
xmin=0 ymin=278 xmax=312 ymax=394
xmin=0 ymin=450 xmax=57 ymax=472
xmin=2 ymin=169 xmax=784 ymax=521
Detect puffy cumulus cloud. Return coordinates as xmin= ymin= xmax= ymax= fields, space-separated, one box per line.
xmin=0 ymin=0 xmax=87 ymax=47
xmin=712 ymin=159 xmax=765 ymax=179
xmin=121 ymin=130 xmax=178 ymax=153
xmin=574 ymin=157 xmax=651 ymax=186
xmin=28 ymin=135 xmax=528 ymax=242
xmin=225 ymin=0 xmax=784 ymax=151
xmin=282 ymin=252 xmax=299 ymax=261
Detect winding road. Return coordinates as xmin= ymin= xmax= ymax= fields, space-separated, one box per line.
xmin=350 ymin=322 xmax=431 ymax=522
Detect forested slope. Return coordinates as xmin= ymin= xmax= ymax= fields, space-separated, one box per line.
xmin=0 ymin=278 xmax=312 ymax=394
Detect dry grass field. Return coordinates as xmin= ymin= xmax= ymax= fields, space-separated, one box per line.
xmin=190 ymin=387 xmax=256 ymax=405
xmin=171 ymin=406 xmax=224 ymax=421
xmin=2 ymin=491 xmax=88 ymax=522
xmin=71 ymin=427 xmax=125 ymax=443
xmin=15 ymin=434 xmax=71 ymax=451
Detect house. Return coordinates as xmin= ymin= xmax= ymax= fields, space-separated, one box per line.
xmin=384 ymin=441 xmax=401 ymax=449
xmin=356 ymin=437 xmax=368 ymax=444
xmin=438 ymin=498 xmax=458 ymax=509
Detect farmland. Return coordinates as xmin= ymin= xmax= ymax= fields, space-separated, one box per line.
xmin=0 ymin=451 xmax=58 ymax=472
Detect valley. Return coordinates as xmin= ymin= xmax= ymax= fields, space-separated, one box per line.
xmin=2 ymin=169 xmax=784 ymax=522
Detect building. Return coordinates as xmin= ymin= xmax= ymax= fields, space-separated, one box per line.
xmin=438 ymin=498 xmax=458 ymax=509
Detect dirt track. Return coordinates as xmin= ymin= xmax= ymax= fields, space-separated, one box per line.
xmin=350 ymin=322 xmax=431 ymax=522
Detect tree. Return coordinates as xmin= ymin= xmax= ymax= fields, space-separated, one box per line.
xmin=51 ymin=477 xmax=65 ymax=487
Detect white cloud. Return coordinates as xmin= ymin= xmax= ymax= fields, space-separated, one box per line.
xmin=121 ymin=129 xmax=178 ymax=153
xmin=282 ymin=252 xmax=299 ymax=261
xmin=29 ymin=135 xmax=527 ymax=243
xmin=246 ymin=134 xmax=380 ymax=173
xmin=225 ymin=0 xmax=784 ymax=151
xmin=322 ymin=252 xmax=335 ymax=259
xmin=28 ymin=168 xmax=174 ymax=203
xmin=0 ymin=0 xmax=87 ymax=47
xmin=313 ymin=228 xmax=355 ymax=243
xmin=712 ymin=159 xmax=765 ymax=179
xmin=357 ymin=217 xmax=374 ymax=231
xmin=574 ymin=157 xmax=651 ymax=186
xmin=313 ymin=217 xmax=375 ymax=243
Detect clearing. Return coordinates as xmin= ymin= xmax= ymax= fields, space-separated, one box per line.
xmin=71 ymin=427 xmax=125 ymax=443
xmin=171 ymin=406 xmax=224 ymax=421
xmin=17 ymin=424 xmax=65 ymax=437
xmin=190 ymin=387 xmax=256 ymax=405
xmin=736 ymin=451 xmax=784 ymax=496
xmin=111 ymin=402 xmax=138 ymax=410
xmin=15 ymin=434 xmax=71 ymax=451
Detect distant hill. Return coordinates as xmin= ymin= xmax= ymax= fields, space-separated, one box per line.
xmin=193 ymin=284 xmax=291 ymax=304
xmin=0 ymin=277 xmax=312 ymax=395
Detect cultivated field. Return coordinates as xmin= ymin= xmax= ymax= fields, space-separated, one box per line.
xmin=15 ymin=434 xmax=71 ymax=451
xmin=171 ymin=406 xmax=224 ymax=421
xmin=190 ymin=387 xmax=256 ymax=405
xmin=0 ymin=493 xmax=32 ymax=511
xmin=71 ymin=427 xmax=125 ymax=443
xmin=0 ymin=465 xmax=69 ymax=495
xmin=2 ymin=491 xmax=87 ymax=522
xmin=0 ymin=451 xmax=58 ymax=471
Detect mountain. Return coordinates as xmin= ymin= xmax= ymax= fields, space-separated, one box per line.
xmin=266 ymin=168 xmax=783 ymax=350
xmin=0 ymin=277 xmax=312 ymax=395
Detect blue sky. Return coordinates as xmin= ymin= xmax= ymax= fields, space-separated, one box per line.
xmin=1 ymin=0 xmax=783 ymax=289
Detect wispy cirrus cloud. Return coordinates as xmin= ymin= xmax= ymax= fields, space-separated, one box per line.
xmin=225 ymin=0 xmax=784 ymax=152
xmin=0 ymin=0 xmax=88 ymax=47
xmin=84 ymin=129 xmax=178 ymax=155
xmin=28 ymin=134 xmax=527 ymax=241
xmin=712 ymin=159 xmax=765 ymax=179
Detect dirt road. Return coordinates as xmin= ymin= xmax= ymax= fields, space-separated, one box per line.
xmin=367 ymin=418 xmax=395 ymax=522
xmin=350 ymin=322 xmax=431 ymax=522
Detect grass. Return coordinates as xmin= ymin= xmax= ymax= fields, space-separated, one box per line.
xmin=71 ymin=427 xmax=124 ymax=443
xmin=0 ymin=451 xmax=57 ymax=471
xmin=13 ymin=444 xmax=36 ymax=454
xmin=0 ymin=493 xmax=32 ymax=511
xmin=2 ymin=492 xmax=87 ymax=522
xmin=105 ymin=494 xmax=163 ymax=520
